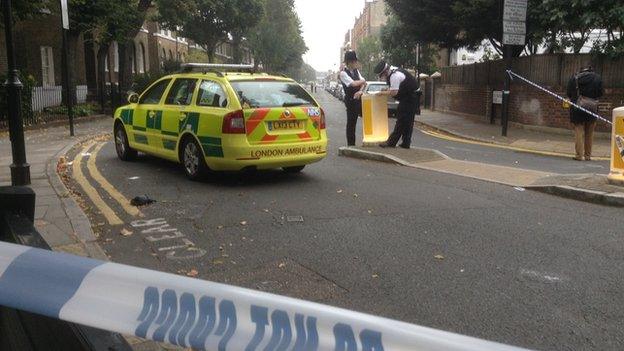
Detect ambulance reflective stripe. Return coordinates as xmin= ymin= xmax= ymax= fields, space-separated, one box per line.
xmin=0 ymin=242 xmax=529 ymax=351
xmin=199 ymin=136 xmax=224 ymax=157
xmin=147 ymin=110 xmax=163 ymax=130
xmin=120 ymin=109 xmax=134 ymax=125
xmin=246 ymin=108 xmax=272 ymax=136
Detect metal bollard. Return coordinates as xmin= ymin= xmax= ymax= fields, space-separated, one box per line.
xmin=608 ymin=107 xmax=624 ymax=185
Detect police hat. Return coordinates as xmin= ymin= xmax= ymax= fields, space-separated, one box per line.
xmin=344 ymin=50 xmax=358 ymax=63
xmin=374 ymin=61 xmax=389 ymax=76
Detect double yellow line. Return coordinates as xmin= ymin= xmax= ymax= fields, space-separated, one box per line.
xmin=72 ymin=142 xmax=140 ymax=226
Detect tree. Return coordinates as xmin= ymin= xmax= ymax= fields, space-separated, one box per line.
xmin=356 ymin=36 xmax=382 ymax=80
xmin=226 ymin=0 xmax=264 ymax=63
xmin=0 ymin=0 xmax=49 ymax=24
xmin=248 ymin=0 xmax=307 ymax=75
xmin=156 ymin=0 xmax=230 ymax=63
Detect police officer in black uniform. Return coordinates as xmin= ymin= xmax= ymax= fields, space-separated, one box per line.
xmin=339 ymin=51 xmax=367 ymax=146
xmin=374 ymin=61 xmax=420 ymax=149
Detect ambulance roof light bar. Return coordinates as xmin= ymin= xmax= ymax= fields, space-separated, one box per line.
xmin=180 ymin=63 xmax=257 ymax=76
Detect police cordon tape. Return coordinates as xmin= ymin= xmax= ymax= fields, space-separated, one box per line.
xmin=0 ymin=241 xmax=531 ymax=351
xmin=506 ymin=70 xmax=613 ymax=125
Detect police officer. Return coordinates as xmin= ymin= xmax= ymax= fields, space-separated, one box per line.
xmin=339 ymin=50 xmax=367 ymax=146
xmin=374 ymin=61 xmax=420 ymax=149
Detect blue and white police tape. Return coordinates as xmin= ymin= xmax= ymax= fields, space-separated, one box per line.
xmin=0 ymin=242 xmax=530 ymax=351
xmin=506 ymin=70 xmax=612 ymax=125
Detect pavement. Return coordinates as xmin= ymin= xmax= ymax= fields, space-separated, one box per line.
xmin=417 ymin=109 xmax=612 ymax=159
xmin=0 ymin=116 xmax=178 ymax=351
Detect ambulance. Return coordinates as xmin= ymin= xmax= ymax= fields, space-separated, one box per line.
xmin=113 ymin=64 xmax=328 ymax=180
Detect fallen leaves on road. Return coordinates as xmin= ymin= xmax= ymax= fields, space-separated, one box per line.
xmin=337 ymin=189 xmax=343 ymax=194
xmin=278 ymin=262 xmax=286 ymax=269
xmin=372 ymin=274 xmax=379 ymax=278
xmin=213 ymin=259 xmax=224 ymax=265
xmin=434 ymin=254 xmax=445 ymax=260
xmin=367 ymin=209 xmax=373 ymax=214
xmin=120 ymin=228 xmax=133 ymax=237
xmin=186 ymin=269 xmax=199 ymax=277
xmin=240 ymin=221 xmax=248 ymax=226
xmin=217 ymin=225 xmax=224 ymax=229
xmin=353 ymin=194 xmax=359 ymax=198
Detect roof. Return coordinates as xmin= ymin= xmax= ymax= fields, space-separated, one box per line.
xmin=160 ymin=71 xmax=293 ymax=82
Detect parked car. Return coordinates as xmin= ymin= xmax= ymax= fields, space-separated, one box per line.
xmin=364 ymin=81 xmax=398 ymax=117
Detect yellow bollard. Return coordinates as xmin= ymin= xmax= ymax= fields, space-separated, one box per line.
xmin=361 ymin=93 xmax=389 ymax=145
xmin=608 ymin=106 xmax=624 ymax=186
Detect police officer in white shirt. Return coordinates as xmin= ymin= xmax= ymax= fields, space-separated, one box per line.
xmin=339 ymin=51 xmax=367 ymax=146
xmin=374 ymin=61 xmax=419 ymax=149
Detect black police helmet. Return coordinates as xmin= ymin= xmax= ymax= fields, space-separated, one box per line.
xmin=344 ymin=50 xmax=358 ymax=63
xmin=374 ymin=60 xmax=388 ymax=76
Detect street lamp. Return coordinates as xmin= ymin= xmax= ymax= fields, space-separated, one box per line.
xmin=2 ymin=0 xmax=31 ymax=186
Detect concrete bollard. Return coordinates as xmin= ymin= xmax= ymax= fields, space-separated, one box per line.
xmin=608 ymin=106 xmax=624 ymax=186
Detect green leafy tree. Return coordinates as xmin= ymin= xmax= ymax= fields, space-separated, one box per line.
xmin=356 ymin=36 xmax=382 ymax=80
xmin=227 ymin=0 xmax=264 ymax=63
xmin=248 ymin=0 xmax=307 ymax=76
xmin=0 ymin=0 xmax=49 ymax=24
xmin=156 ymin=0 xmax=231 ymax=63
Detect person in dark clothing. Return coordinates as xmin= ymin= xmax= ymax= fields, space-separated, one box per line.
xmin=339 ymin=50 xmax=367 ymax=146
xmin=374 ymin=61 xmax=420 ymax=149
xmin=566 ymin=66 xmax=604 ymax=161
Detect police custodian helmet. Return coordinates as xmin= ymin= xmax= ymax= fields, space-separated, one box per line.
xmin=374 ymin=60 xmax=389 ymax=76
xmin=344 ymin=50 xmax=358 ymax=63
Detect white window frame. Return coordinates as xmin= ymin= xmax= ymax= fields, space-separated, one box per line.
xmin=40 ymin=46 xmax=55 ymax=86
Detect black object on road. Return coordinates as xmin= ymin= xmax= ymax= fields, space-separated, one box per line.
xmin=131 ymin=195 xmax=156 ymax=207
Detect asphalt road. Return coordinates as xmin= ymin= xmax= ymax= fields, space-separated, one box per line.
xmin=66 ymin=91 xmax=624 ymax=351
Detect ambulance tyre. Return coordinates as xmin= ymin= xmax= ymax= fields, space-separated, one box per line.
xmin=181 ymin=137 xmax=209 ymax=181
xmin=282 ymin=165 xmax=305 ymax=173
xmin=114 ymin=123 xmax=137 ymax=161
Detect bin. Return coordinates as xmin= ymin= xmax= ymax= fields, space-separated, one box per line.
xmin=361 ymin=93 xmax=389 ymax=145
xmin=608 ymin=106 xmax=624 ymax=185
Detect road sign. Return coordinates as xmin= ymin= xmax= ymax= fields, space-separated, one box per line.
xmin=503 ymin=0 xmax=528 ymax=22
xmin=503 ymin=33 xmax=526 ymax=46
xmin=60 ymin=0 xmax=69 ymax=29
xmin=493 ymin=91 xmax=503 ymax=105
xmin=503 ymin=20 xmax=526 ymax=35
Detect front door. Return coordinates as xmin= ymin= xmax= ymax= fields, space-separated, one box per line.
xmin=133 ymin=78 xmax=172 ymax=153
xmin=161 ymin=78 xmax=199 ymax=157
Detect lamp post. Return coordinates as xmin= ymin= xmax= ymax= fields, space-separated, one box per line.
xmin=60 ymin=0 xmax=75 ymax=136
xmin=2 ymin=0 xmax=31 ymax=186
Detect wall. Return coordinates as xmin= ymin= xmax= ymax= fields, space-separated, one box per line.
xmin=432 ymin=54 xmax=624 ymax=132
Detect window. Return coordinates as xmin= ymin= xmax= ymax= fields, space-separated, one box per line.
xmin=165 ymin=79 xmax=197 ymax=106
xmin=40 ymin=46 xmax=55 ymax=86
xmin=140 ymin=43 xmax=147 ymax=72
xmin=197 ymin=80 xmax=228 ymax=108
xmin=112 ymin=41 xmax=119 ymax=72
xmin=230 ymin=81 xmax=316 ymax=108
xmin=139 ymin=79 xmax=171 ymax=104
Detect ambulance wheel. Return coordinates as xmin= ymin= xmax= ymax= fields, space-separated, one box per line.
xmin=181 ymin=138 xmax=209 ymax=181
xmin=114 ymin=123 xmax=137 ymax=161
xmin=282 ymin=165 xmax=305 ymax=173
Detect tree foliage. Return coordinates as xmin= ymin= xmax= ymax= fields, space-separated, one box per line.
xmin=247 ymin=0 xmax=307 ymax=76
xmin=356 ymin=36 xmax=382 ymax=80
xmin=380 ymin=15 xmax=439 ymax=73
xmin=384 ymin=0 xmax=624 ymax=57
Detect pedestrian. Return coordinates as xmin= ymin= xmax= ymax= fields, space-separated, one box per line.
xmin=339 ymin=50 xmax=367 ymax=146
xmin=566 ymin=65 xmax=604 ymax=161
xmin=374 ymin=61 xmax=420 ymax=149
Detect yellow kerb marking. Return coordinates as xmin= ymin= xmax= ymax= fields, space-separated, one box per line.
xmin=88 ymin=142 xmax=141 ymax=217
xmin=421 ymin=129 xmax=610 ymax=161
xmin=73 ymin=143 xmax=123 ymax=226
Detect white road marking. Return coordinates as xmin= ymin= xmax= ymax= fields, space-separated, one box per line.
xmin=520 ymin=269 xmax=565 ymax=283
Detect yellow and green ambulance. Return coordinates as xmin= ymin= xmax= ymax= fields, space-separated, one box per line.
xmin=113 ymin=64 xmax=328 ymax=180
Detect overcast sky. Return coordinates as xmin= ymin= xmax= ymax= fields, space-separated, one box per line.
xmin=295 ymin=0 xmax=367 ymax=73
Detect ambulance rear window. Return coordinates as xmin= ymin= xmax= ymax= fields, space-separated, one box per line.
xmin=230 ymin=81 xmax=317 ymax=108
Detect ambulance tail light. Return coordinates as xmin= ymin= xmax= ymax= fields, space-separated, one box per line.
xmin=320 ymin=108 xmax=326 ymax=129
xmin=222 ymin=110 xmax=246 ymax=134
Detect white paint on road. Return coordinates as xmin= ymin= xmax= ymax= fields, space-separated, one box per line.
xmin=131 ymin=218 xmax=206 ymax=260
xmin=520 ymin=269 xmax=565 ymax=283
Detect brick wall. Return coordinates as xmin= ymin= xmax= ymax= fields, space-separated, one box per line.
xmin=432 ymin=54 xmax=624 ymax=133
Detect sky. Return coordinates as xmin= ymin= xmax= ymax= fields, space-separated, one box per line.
xmin=295 ymin=0 xmax=367 ymax=73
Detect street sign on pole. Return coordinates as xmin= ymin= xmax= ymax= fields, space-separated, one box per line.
xmin=60 ymin=0 xmax=69 ymax=30
xmin=503 ymin=33 xmax=526 ymax=46
xmin=503 ymin=0 xmax=527 ymax=21
xmin=503 ymin=20 xmax=526 ymax=35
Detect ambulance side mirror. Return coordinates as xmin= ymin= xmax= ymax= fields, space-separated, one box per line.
xmin=128 ymin=92 xmax=139 ymax=104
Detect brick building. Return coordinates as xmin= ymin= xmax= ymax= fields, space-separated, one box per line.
xmin=0 ymin=5 xmax=254 ymax=111
xmin=347 ymin=0 xmax=388 ymax=52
